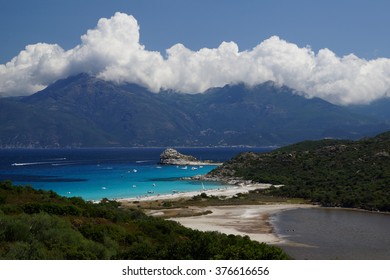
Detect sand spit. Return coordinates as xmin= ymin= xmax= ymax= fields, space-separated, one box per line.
xmin=116 ymin=182 xmax=315 ymax=245
xmin=169 ymin=204 xmax=316 ymax=244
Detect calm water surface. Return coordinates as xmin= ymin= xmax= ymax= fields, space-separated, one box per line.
xmin=0 ymin=147 xmax=270 ymax=200
xmin=271 ymin=208 xmax=390 ymax=259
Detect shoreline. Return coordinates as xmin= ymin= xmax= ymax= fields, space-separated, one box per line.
xmin=116 ymin=182 xmax=273 ymax=202
xmin=116 ymin=182 xmax=316 ymax=246
xmin=160 ymin=161 xmax=223 ymax=166
xmin=168 ymin=204 xmax=316 ymax=245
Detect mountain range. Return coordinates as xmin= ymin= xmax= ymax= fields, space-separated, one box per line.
xmin=0 ymin=73 xmax=389 ymax=148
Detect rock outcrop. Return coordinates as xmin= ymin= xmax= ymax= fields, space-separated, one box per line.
xmin=159 ymin=148 xmax=220 ymax=165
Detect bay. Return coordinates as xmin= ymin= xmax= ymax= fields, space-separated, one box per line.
xmin=0 ymin=147 xmax=269 ymax=201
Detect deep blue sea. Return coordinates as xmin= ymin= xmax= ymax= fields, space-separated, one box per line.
xmin=0 ymin=147 xmax=270 ymax=201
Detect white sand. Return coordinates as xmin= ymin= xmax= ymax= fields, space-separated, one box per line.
xmin=117 ymin=183 xmax=272 ymax=202
xmin=169 ymin=204 xmax=316 ymax=244
xmin=116 ymin=183 xmax=315 ymax=245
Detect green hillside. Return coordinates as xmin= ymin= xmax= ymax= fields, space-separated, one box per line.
xmin=208 ymin=132 xmax=390 ymax=212
xmin=0 ymin=181 xmax=288 ymax=260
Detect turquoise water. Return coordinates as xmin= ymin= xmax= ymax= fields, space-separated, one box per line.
xmin=12 ymin=161 xmax=218 ymax=201
xmin=0 ymin=147 xmax=269 ymax=201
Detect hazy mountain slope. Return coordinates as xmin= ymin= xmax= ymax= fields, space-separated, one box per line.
xmin=188 ymin=82 xmax=387 ymax=145
xmin=0 ymin=74 xmax=388 ymax=147
xmin=348 ymin=98 xmax=390 ymax=121
xmin=20 ymin=74 xmax=198 ymax=147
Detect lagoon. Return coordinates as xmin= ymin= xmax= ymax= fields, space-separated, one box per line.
xmin=271 ymin=207 xmax=390 ymax=259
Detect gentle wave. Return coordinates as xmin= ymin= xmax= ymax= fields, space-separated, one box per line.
xmin=12 ymin=161 xmax=53 ymax=166
xmin=11 ymin=157 xmax=68 ymax=167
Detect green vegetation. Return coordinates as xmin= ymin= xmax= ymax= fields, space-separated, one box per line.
xmin=209 ymin=132 xmax=390 ymax=212
xmin=0 ymin=181 xmax=288 ymax=260
xmin=121 ymin=189 xmax=308 ymax=214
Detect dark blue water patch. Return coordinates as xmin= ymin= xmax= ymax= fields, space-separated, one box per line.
xmin=271 ymin=207 xmax=390 ymax=260
xmin=0 ymin=174 xmax=87 ymax=183
xmin=0 ymin=147 xmax=272 ymax=168
xmin=0 ymin=148 xmax=166 ymax=169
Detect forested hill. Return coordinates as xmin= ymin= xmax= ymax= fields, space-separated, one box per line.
xmin=0 ymin=181 xmax=288 ymax=260
xmin=208 ymin=132 xmax=390 ymax=212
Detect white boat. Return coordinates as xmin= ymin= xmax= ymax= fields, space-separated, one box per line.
xmin=181 ymin=166 xmax=188 ymax=170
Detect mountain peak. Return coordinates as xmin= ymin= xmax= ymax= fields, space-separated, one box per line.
xmin=48 ymin=73 xmax=95 ymax=88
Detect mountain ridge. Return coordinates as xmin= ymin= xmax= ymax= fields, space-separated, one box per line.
xmin=0 ymin=74 xmax=389 ymax=148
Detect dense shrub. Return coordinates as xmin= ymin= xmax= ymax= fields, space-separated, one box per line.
xmin=211 ymin=133 xmax=390 ymax=212
xmin=0 ymin=181 xmax=289 ymax=260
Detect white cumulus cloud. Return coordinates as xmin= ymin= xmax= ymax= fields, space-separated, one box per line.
xmin=1 ymin=12 xmax=390 ymax=105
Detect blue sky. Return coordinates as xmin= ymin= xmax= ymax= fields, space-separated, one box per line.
xmin=1 ymin=0 xmax=390 ymax=104
xmin=1 ymin=0 xmax=389 ymax=63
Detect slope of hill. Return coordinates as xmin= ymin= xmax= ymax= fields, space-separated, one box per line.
xmin=207 ymin=132 xmax=390 ymax=211
xmin=0 ymin=74 xmax=388 ymax=147
xmin=0 ymin=181 xmax=288 ymax=260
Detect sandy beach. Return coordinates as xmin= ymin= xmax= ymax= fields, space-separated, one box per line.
xmin=117 ymin=183 xmax=274 ymax=202
xmin=117 ymin=183 xmax=315 ymax=245
xmin=168 ymin=204 xmax=315 ymax=244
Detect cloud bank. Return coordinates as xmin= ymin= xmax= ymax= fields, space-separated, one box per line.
xmin=1 ymin=12 xmax=390 ymax=105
